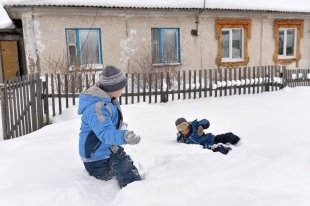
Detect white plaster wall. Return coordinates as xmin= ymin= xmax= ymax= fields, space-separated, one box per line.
xmin=299 ymin=19 xmax=310 ymax=69
xmin=15 ymin=7 xmax=310 ymax=73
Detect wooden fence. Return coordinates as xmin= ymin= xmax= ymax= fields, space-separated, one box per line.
xmin=1 ymin=74 xmax=44 ymax=140
xmin=1 ymin=66 xmax=310 ymax=139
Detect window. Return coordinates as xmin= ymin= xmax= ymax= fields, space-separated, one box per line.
xmin=216 ymin=19 xmax=251 ymax=67
xmin=151 ymin=28 xmax=180 ymax=64
xmin=65 ymin=28 xmax=102 ymax=65
xmin=278 ymin=28 xmax=296 ymax=58
xmin=221 ymin=28 xmax=244 ymax=61
xmin=273 ymin=20 xmax=304 ymax=66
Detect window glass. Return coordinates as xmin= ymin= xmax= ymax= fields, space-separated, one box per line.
xmin=162 ymin=29 xmax=178 ymax=63
xmin=278 ymin=30 xmax=284 ymax=55
xmin=232 ymin=29 xmax=242 ymax=58
xmin=151 ymin=28 xmax=180 ymax=64
xmin=221 ymin=30 xmax=229 ymax=58
xmin=286 ymin=29 xmax=295 ymax=56
xmin=221 ymin=28 xmax=243 ymax=60
xmin=68 ymin=45 xmax=77 ymax=65
xmin=80 ymin=30 xmax=100 ymax=64
xmin=67 ymin=30 xmax=76 ymax=44
xmin=66 ymin=29 xmax=102 ymax=66
xmin=151 ymin=29 xmax=160 ymax=64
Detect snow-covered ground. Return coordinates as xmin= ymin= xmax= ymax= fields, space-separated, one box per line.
xmin=0 ymin=87 xmax=310 ymax=206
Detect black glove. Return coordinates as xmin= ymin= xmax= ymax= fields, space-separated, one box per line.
xmin=212 ymin=145 xmax=231 ymax=155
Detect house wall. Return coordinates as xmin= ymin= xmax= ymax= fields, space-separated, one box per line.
xmin=9 ymin=7 xmax=310 ymax=73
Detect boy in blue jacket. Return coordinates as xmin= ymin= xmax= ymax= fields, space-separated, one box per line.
xmin=175 ymin=117 xmax=240 ymax=154
xmin=78 ymin=65 xmax=141 ymax=188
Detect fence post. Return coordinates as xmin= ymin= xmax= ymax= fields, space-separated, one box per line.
xmin=282 ymin=66 xmax=287 ymax=88
xmin=43 ymin=74 xmax=49 ymax=125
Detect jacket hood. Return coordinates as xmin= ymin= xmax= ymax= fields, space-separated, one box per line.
xmin=78 ymin=84 xmax=111 ymax=114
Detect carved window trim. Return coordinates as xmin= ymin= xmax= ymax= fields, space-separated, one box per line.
xmin=216 ymin=19 xmax=252 ymax=68
xmin=273 ymin=19 xmax=304 ymax=67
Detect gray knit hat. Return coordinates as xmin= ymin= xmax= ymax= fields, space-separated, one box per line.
xmin=175 ymin=117 xmax=189 ymax=132
xmin=98 ymin=65 xmax=127 ymax=92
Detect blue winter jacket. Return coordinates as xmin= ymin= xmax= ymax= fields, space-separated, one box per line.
xmin=78 ymin=85 xmax=127 ymax=162
xmin=176 ymin=119 xmax=215 ymax=149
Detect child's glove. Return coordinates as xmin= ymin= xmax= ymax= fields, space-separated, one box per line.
xmin=124 ymin=131 xmax=141 ymax=145
xmin=212 ymin=145 xmax=231 ymax=155
xmin=197 ymin=125 xmax=204 ymax=136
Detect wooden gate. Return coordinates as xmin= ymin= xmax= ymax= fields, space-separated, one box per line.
xmin=1 ymin=74 xmax=44 ymax=140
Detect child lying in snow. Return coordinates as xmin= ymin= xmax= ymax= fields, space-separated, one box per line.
xmin=175 ymin=117 xmax=240 ymax=154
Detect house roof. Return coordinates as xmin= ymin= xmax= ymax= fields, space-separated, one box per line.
xmin=3 ymin=0 xmax=310 ymax=13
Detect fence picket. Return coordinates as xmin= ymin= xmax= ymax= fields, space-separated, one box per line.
xmin=1 ymin=81 xmax=8 ymax=139
xmin=137 ymin=73 xmax=140 ymax=103
xmin=183 ymin=71 xmax=186 ymax=99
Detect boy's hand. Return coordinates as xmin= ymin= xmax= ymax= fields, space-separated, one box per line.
xmin=197 ymin=125 xmax=204 ymax=136
xmin=124 ymin=131 xmax=141 ymax=145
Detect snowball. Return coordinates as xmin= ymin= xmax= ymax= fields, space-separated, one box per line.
xmin=232 ymin=80 xmax=237 ymax=86
xmin=236 ymin=80 xmax=241 ymax=86
xmin=227 ymin=81 xmax=232 ymax=87
xmin=254 ymin=78 xmax=259 ymax=84
xmin=241 ymin=79 xmax=246 ymax=85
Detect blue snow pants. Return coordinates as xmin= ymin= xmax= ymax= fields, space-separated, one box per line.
xmin=83 ymin=147 xmax=141 ymax=188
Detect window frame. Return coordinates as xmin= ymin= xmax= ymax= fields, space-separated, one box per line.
xmin=277 ymin=28 xmax=297 ymax=59
xmin=273 ymin=19 xmax=304 ymax=67
xmin=216 ymin=19 xmax=251 ymax=68
xmin=151 ymin=28 xmax=181 ymax=65
xmin=221 ymin=28 xmax=244 ymax=63
xmin=65 ymin=28 xmax=103 ymax=66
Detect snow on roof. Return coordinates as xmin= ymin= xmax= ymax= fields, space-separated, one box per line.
xmin=3 ymin=0 xmax=310 ymax=13
xmin=0 ymin=2 xmax=13 ymax=28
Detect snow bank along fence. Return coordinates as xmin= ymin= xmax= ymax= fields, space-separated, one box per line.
xmin=1 ymin=66 xmax=310 ymax=139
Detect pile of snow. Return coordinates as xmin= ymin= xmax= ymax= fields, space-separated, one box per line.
xmin=0 ymin=87 xmax=310 ymax=206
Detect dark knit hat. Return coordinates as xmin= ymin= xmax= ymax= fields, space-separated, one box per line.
xmin=175 ymin=117 xmax=189 ymax=132
xmin=98 ymin=65 xmax=127 ymax=92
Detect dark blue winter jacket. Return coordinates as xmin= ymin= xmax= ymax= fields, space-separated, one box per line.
xmin=78 ymin=85 xmax=127 ymax=162
xmin=176 ymin=119 xmax=215 ymax=149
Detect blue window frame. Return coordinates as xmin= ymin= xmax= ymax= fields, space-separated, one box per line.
xmin=65 ymin=28 xmax=102 ymax=65
xmin=151 ymin=28 xmax=180 ymax=64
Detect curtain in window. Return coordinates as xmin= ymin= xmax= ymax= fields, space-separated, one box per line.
xmin=162 ymin=29 xmax=178 ymax=63
xmin=80 ymin=30 xmax=100 ymax=65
